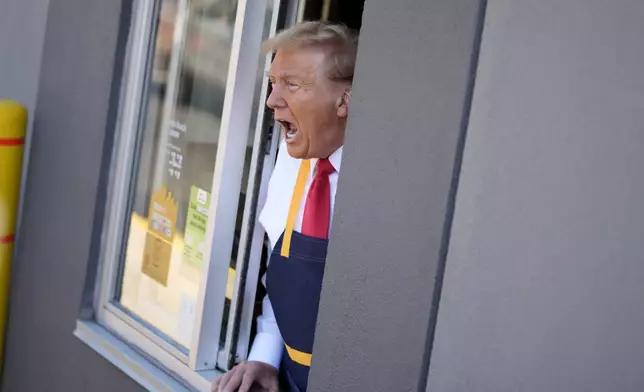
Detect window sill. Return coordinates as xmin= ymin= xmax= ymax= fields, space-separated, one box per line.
xmin=74 ymin=320 xmax=221 ymax=392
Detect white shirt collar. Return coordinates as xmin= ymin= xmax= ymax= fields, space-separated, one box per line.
xmin=310 ymin=146 xmax=344 ymax=173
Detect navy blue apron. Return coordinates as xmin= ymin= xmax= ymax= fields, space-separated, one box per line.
xmin=265 ymin=159 xmax=329 ymax=392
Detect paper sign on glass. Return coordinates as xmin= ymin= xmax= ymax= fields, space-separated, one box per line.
xmin=142 ymin=186 xmax=178 ymax=286
xmin=182 ymin=186 xmax=210 ymax=270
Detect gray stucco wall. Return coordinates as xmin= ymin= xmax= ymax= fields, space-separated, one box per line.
xmin=428 ymin=0 xmax=644 ymax=391
xmin=0 ymin=0 xmax=50 ymax=250
xmin=308 ymin=0 xmax=485 ymax=391
xmin=0 ymin=0 xmax=49 ymax=115
xmin=1 ymin=0 xmax=143 ymax=390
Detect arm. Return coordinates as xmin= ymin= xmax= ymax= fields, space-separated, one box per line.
xmin=247 ymin=139 xmax=290 ymax=368
xmin=211 ymin=292 xmax=281 ymax=392
xmin=212 ymin=142 xmax=289 ymax=392
xmin=211 ymin=284 xmax=282 ymax=392
xmin=247 ymin=292 xmax=284 ymax=368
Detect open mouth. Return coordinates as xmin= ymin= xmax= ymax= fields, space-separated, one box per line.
xmin=278 ymin=120 xmax=298 ymax=141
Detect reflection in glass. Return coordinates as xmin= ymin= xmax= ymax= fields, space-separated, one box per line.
xmin=115 ymin=0 xmax=243 ymax=350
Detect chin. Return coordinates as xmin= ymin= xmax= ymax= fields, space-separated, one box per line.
xmin=285 ymin=143 xmax=307 ymax=159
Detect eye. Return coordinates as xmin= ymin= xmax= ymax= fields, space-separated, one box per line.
xmin=285 ymin=80 xmax=300 ymax=91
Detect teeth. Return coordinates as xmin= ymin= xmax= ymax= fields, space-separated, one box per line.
xmin=281 ymin=121 xmax=297 ymax=140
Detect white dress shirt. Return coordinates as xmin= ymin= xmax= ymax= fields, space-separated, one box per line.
xmin=247 ymin=140 xmax=343 ymax=369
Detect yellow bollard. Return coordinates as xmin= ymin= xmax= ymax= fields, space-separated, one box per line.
xmin=0 ymin=100 xmax=27 ymax=368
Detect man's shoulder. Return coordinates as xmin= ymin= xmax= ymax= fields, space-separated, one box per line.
xmin=259 ymin=141 xmax=299 ymax=247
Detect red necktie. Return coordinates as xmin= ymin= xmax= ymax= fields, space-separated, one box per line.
xmin=301 ymin=158 xmax=335 ymax=239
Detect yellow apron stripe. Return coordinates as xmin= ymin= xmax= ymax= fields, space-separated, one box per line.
xmin=285 ymin=343 xmax=312 ymax=367
xmin=281 ymin=159 xmax=310 ymax=258
xmin=279 ymin=160 xmax=313 ymax=366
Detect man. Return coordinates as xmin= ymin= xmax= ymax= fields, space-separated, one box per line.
xmin=212 ymin=21 xmax=358 ymax=392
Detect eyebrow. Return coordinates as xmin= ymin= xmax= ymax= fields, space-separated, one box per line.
xmin=265 ymin=71 xmax=304 ymax=79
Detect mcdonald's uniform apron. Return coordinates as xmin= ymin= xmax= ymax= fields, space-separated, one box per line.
xmin=265 ymin=160 xmax=328 ymax=392
xmin=266 ymin=231 xmax=327 ymax=391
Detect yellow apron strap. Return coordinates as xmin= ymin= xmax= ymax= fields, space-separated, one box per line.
xmin=285 ymin=343 xmax=312 ymax=367
xmin=280 ymin=159 xmax=310 ymax=258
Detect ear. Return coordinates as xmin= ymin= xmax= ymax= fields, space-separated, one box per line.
xmin=336 ymin=88 xmax=352 ymax=118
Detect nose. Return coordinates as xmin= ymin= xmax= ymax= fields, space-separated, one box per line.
xmin=266 ymin=86 xmax=284 ymax=109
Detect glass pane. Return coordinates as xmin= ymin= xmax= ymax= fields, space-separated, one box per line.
xmin=115 ymin=0 xmax=240 ymax=350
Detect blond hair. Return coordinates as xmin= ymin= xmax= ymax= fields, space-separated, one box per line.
xmin=263 ymin=21 xmax=359 ymax=83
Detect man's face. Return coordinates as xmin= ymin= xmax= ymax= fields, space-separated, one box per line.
xmin=267 ymin=47 xmax=350 ymax=159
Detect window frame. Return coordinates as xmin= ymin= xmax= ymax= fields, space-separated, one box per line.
xmin=220 ymin=0 xmax=301 ymax=369
xmin=91 ymin=0 xmax=284 ymax=388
